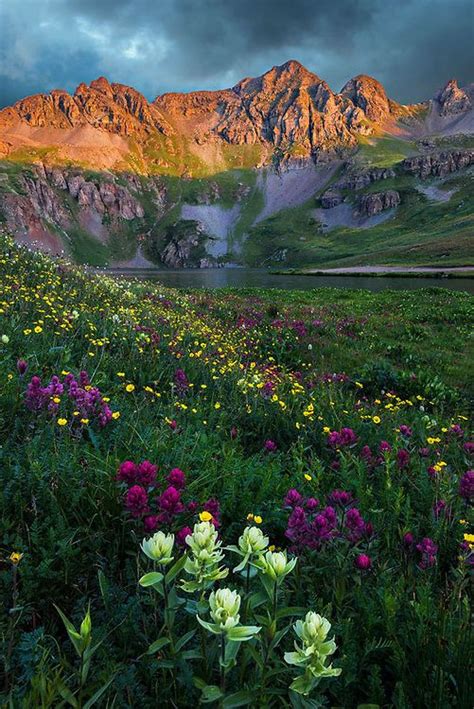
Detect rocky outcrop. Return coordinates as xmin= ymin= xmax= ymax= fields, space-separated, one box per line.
xmin=335 ymin=167 xmax=396 ymax=190
xmin=436 ymin=80 xmax=472 ymax=116
xmin=357 ymin=190 xmax=400 ymax=216
xmin=320 ymin=189 xmax=343 ymax=208
xmin=160 ymin=221 xmax=207 ymax=268
xmin=402 ymin=149 xmax=474 ymax=178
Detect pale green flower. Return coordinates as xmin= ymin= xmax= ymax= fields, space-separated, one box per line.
xmin=227 ymin=525 xmax=269 ymax=573
xmin=258 ymin=550 xmax=297 ymax=584
xmin=197 ymin=588 xmax=261 ymax=642
xmin=186 ymin=521 xmax=219 ymax=554
xmin=182 ymin=521 xmax=228 ymax=593
xmin=209 ymin=588 xmax=241 ymax=630
xmin=141 ymin=531 xmax=174 ymax=566
xmin=1 ymin=334 xmax=9 ymax=344
xmin=284 ymin=611 xmax=341 ymax=695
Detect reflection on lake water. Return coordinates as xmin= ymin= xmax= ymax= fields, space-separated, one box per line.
xmin=107 ymin=268 xmax=474 ymax=294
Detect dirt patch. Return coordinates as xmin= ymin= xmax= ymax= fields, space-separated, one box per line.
xmin=254 ymin=161 xmax=340 ymax=223
xmin=416 ymin=184 xmax=456 ymax=202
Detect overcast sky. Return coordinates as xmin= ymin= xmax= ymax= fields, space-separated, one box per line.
xmin=0 ymin=0 xmax=472 ymax=108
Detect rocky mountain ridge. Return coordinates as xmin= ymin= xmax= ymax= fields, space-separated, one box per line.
xmin=2 ymin=61 xmax=469 ymax=174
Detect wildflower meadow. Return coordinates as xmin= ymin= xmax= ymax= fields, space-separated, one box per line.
xmin=0 ymin=234 xmax=472 ymax=707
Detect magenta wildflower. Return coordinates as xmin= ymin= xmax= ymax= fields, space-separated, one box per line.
xmin=355 ymin=554 xmax=372 ymax=570
xmin=264 ymin=439 xmax=277 ymax=452
xmin=459 ymin=470 xmax=474 ymax=501
xmin=167 ymin=467 xmax=186 ymax=489
xmin=117 ymin=460 xmax=138 ymax=485
xmin=176 ymin=526 xmax=193 ymax=546
xmin=284 ymin=489 xmax=303 ymax=507
xmin=143 ymin=515 xmax=160 ymax=533
xmin=137 ymin=460 xmax=158 ymax=487
xmin=396 ymin=449 xmax=410 ymax=469
xmin=125 ymin=485 xmax=149 ymax=518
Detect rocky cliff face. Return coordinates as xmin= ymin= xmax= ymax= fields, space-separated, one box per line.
xmin=335 ymin=167 xmax=396 ymax=190
xmin=0 ymin=164 xmax=165 ymax=249
xmin=402 ymin=149 xmax=474 ymax=178
xmin=357 ymin=190 xmax=401 ymax=216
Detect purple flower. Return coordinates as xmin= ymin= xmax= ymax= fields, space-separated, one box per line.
xmin=464 ymin=442 xmax=474 ymax=456
xmin=396 ymin=449 xmax=410 ymax=469
xmin=167 ymin=467 xmax=186 ymax=489
xmin=459 ymin=470 xmax=474 ymax=501
xmin=398 ymin=425 xmax=412 ymax=438
xmin=264 ymin=439 xmax=278 ymax=453
xmin=143 ymin=515 xmax=160 ymax=533
xmin=328 ymin=489 xmax=353 ymax=508
xmin=202 ymin=498 xmax=220 ymax=525
xmin=416 ymin=537 xmax=438 ymax=569
xmin=379 ymin=440 xmax=392 ymax=454
xmin=433 ymin=500 xmax=448 ymax=518
xmin=124 ymin=485 xmax=149 ymax=518
xmin=327 ymin=427 xmax=357 ymax=448
xmin=17 ymin=359 xmax=28 ymax=376
xmin=117 ymin=460 xmax=138 ymax=485
xmin=137 ymin=460 xmax=158 ymax=487
xmin=176 ymin=526 xmax=193 ymax=546
xmin=403 ymin=532 xmax=414 ymax=548
xmin=355 ymin=553 xmax=372 ymax=570
xmin=284 ymin=489 xmax=303 ymax=507
xmin=158 ymin=486 xmax=184 ymax=515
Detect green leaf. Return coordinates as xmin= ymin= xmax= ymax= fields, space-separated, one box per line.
xmin=226 ymin=625 xmax=261 ymax=642
xmin=290 ymin=672 xmax=317 ymax=696
xmin=270 ymin=626 xmax=290 ymax=651
xmin=223 ymin=639 xmax=241 ymax=668
xmin=97 ymin=570 xmax=109 ymax=600
xmin=147 ymin=637 xmax=171 ymax=654
xmin=175 ymin=629 xmax=196 ymax=652
xmin=165 ymin=554 xmax=187 ymax=584
xmin=182 ymin=649 xmax=202 ymax=660
xmin=196 ymin=616 xmax=220 ymax=635
xmin=83 ymin=675 xmax=115 ymax=709
xmin=276 ymin=606 xmax=306 ymax=620
xmin=57 ymin=681 xmax=79 ymax=707
xmin=54 ymin=605 xmax=83 ymax=657
xmin=201 ymin=685 xmax=224 ymax=703
xmin=223 ymin=690 xmax=255 ymax=707
xmin=139 ymin=571 xmax=163 ymax=588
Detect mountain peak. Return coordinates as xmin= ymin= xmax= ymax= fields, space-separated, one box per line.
xmin=89 ymin=76 xmax=113 ymax=94
xmin=340 ymin=74 xmax=392 ymax=121
xmin=436 ymin=79 xmax=472 ymax=115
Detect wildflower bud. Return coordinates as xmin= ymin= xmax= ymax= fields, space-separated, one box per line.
xmin=141 ymin=531 xmax=175 ymax=565
xmin=1 ymin=334 xmax=9 ymax=344
xmin=16 ymin=359 xmax=28 ymax=375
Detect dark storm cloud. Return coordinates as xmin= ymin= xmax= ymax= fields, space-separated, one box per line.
xmin=0 ymin=0 xmax=472 ymax=108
